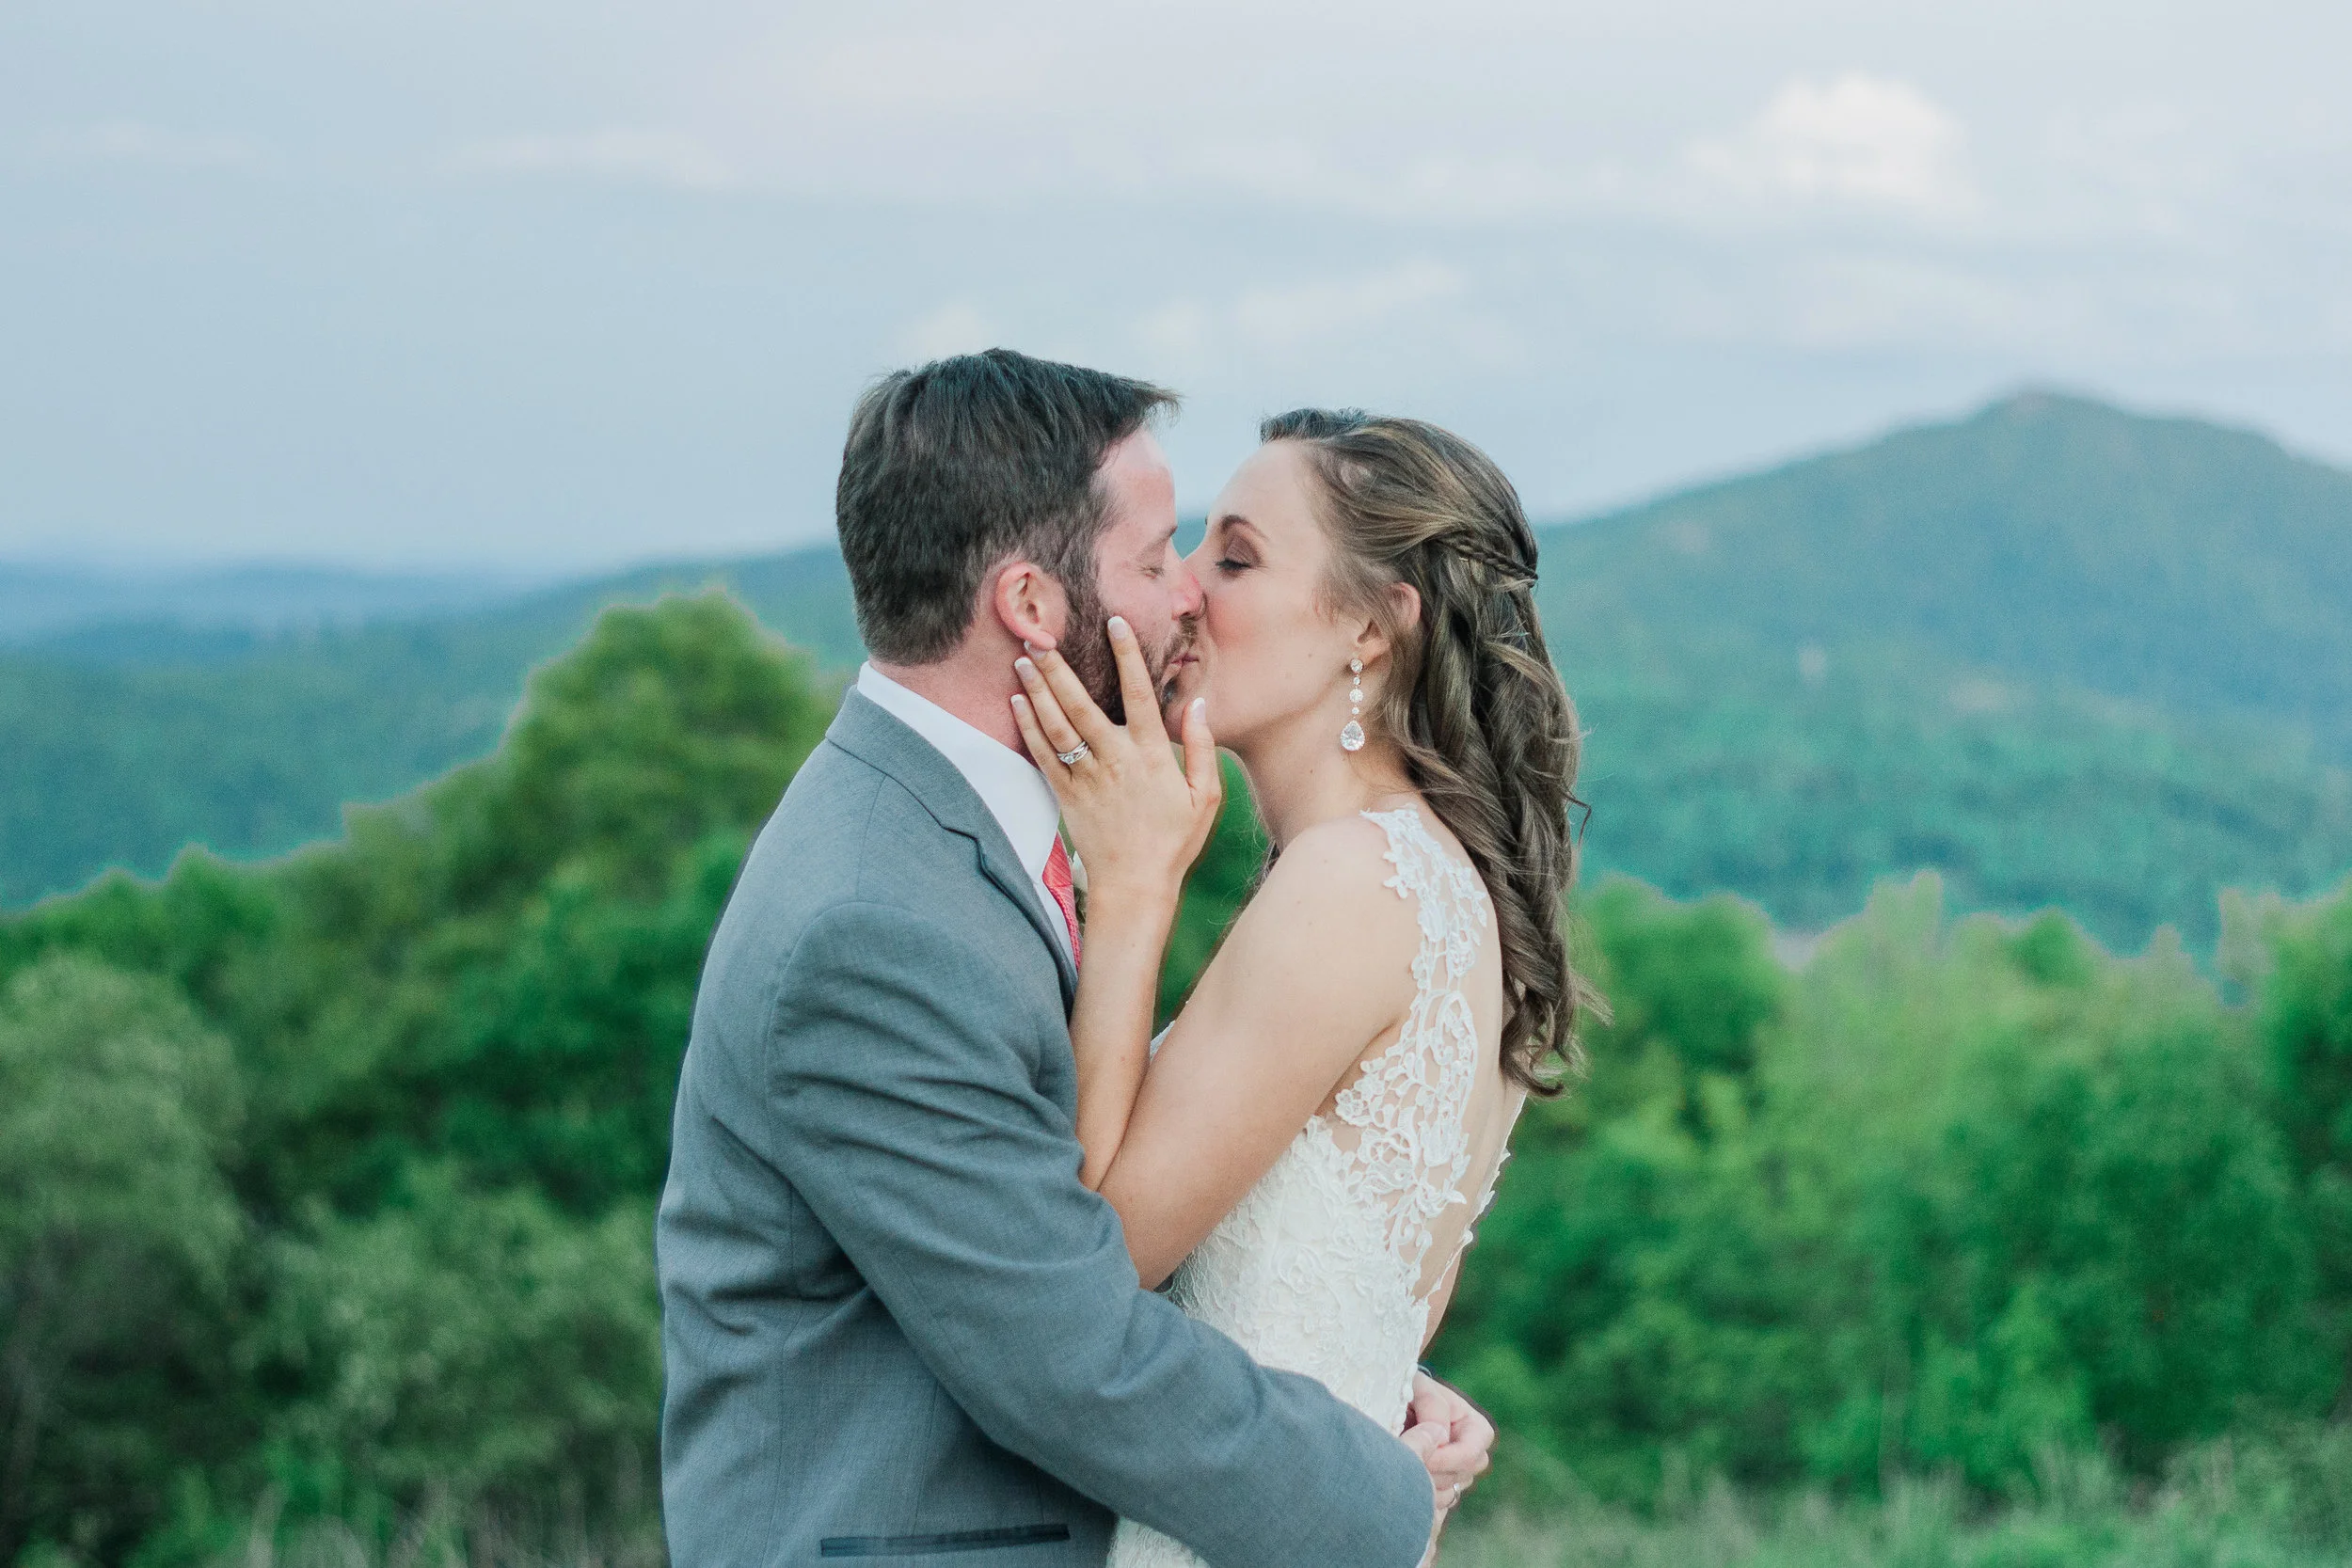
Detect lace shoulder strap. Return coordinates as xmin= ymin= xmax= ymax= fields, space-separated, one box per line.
xmin=1315 ymin=807 xmax=1492 ymax=1297
xmin=1361 ymin=807 xmax=1488 ymax=987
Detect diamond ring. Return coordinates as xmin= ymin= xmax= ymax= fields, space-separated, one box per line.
xmin=1055 ymin=741 xmax=1092 ymax=768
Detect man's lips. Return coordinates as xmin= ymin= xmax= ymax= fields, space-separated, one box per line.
xmin=1157 ymin=649 xmax=1200 ymax=706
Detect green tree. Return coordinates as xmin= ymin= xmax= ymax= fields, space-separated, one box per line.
xmin=2254 ymin=877 xmax=2352 ymax=1386
xmin=0 ymin=957 xmax=245 ymax=1562
xmin=255 ymin=1171 xmax=660 ymax=1517
xmin=1437 ymin=876 xmax=2334 ymax=1505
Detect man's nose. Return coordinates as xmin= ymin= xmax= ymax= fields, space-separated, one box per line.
xmin=1170 ymin=556 xmax=1206 ymax=619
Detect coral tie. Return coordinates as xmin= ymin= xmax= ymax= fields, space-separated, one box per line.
xmin=1042 ymin=837 xmax=1081 ymax=966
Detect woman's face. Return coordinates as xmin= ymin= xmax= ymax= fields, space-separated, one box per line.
xmin=1172 ymin=440 xmax=1361 ymax=753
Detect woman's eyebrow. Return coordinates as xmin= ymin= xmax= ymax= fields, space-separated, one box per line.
xmin=1213 ymin=513 xmax=1262 ymax=541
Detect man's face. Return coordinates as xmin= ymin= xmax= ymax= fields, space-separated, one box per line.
xmin=1062 ymin=429 xmax=1202 ymax=723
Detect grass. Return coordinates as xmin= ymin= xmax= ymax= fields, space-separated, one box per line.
xmin=95 ymin=1430 xmax=2352 ymax=1568
xmin=1446 ymin=1434 xmax=2352 ymax=1568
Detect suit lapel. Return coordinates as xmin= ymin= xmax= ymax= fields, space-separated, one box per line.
xmin=825 ymin=689 xmax=1079 ymax=1006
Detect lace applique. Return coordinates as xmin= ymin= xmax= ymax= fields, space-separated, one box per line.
xmin=1317 ymin=807 xmax=1493 ymax=1297
xmin=1109 ymin=809 xmax=1502 ymax=1568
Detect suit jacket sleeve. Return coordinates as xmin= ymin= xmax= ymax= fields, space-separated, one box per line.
xmin=755 ymin=899 xmax=1435 ymax=1568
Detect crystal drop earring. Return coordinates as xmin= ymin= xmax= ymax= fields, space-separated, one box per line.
xmin=1340 ymin=658 xmax=1366 ymax=752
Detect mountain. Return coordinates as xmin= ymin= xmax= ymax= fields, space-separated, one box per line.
xmin=4 ymin=390 xmax=2348 ymax=948
xmin=0 ymin=562 xmax=548 ymax=646
xmin=1542 ymin=390 xmax=2352 ymax=759
xmin=1524 ymin=389 xmax=2352 ymax=941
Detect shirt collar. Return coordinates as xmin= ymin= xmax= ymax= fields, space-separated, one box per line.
xmin=854 ymin=663 xmax=1060 ymax=880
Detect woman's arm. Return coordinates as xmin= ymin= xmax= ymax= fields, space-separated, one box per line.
xmin=1010 ymin=625 xmax=1223 ymax=1192
xmin=1061 ymin=873 xmax=1179 ymax=1188
xmin=1010 ymin=636 xmax=1417 ymax=1285
xmin=1091 ymin=820 xmax=1417 ymax=1285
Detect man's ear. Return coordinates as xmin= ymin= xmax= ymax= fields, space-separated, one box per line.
xmin=992 ymin=560 xmax=1070 ymax=651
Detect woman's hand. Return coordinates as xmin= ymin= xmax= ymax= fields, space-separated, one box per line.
xmin=1012 ymin=617 xmax=1221 ymax=1193
xmin=1009 ymin=616 xmax=1222 ymax=908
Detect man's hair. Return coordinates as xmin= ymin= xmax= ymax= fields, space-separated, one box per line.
xmin=835 ymin=349 xmax=1177 ymax=665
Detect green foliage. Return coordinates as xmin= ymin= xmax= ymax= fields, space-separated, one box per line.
xmin=1431 ymin=877 xmax=2339 ymax=1508
xmin=1547 ymin=618 xmax=2352 ymax=952
xmin=1158 ymin=754 xmax=1267 ymax=1022
xmin=5 ymin=582 xmax=2352 ymax=1564
xmin=0 ymin=593 xmax=829 ymax=1559
xmin=2250 ymin=879 xmax=2352 ymax=1359
xmin=0 ymin=552 xmax=855 ymax=911
xmin=0 ymin=958 xmax=246 ymax=1562
xmin=257 ymin=1172 xmax=660 ymax=1508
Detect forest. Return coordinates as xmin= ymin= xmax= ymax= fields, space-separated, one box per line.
xmin=7 ymin=594 xmax=2351 ymax=1568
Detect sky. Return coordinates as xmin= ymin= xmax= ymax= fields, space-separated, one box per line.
xmin=3 ymin=0 xmax=2347 ymax=571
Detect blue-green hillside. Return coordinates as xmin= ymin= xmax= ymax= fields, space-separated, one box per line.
xmin=1542 ymin=390 xmax=2352 ymax=757
xmin=4 ymin=390 xmax=2348 ymax=952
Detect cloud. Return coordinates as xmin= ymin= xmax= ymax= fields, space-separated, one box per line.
xmin=1175 ymin=141 xmax=1592 ymax=225
xmin=1135 ymin=300 xmax=1216 ymax=360
xmin=893 ymin=303 xmax=999 ymax=361
xmin=1689 ymin=74 xmax=1978 ymax=220
xmin=1125 ymin=261 xmax=1496 ymax=379
xmin=453 ymin=129 xmax=735 ymax=190
xmin=32 ymin=121 xmax=267 ymax=170
xmin=1232 ymin=261 xmax=1469 ymax=349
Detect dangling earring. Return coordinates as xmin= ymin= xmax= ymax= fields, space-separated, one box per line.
xmin=1340 ymin=658 xmax=1366 ymax=752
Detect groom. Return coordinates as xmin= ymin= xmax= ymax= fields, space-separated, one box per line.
xmin=658 ymin=349 xmax=1489 ymax=1568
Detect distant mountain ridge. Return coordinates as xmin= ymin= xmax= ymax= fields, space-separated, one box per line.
xmin=0 ymin=562 xmax=549 ymax=646
xmin=1544 ymin=390 xmax=2352 ymax=759
xmin=5 ymin=390 xmax=2349 ymax=947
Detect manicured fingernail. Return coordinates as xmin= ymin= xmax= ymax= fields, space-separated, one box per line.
xmin=1108 ymin=615 xmax=1129 ymax=637
xmin=1022 ymin=639 xmax=1035 ymax=653
xmin=1192 ymin=699 xmax=1206 ymax=716
xmin=1014 ymin=657 xmax=1034 ymax=675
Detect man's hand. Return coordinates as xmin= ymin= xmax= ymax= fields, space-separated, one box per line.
xmin=1402 ymin=1370 xmax=1494 ymax=1514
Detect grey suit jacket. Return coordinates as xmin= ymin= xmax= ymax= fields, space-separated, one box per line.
xmin=658 ymin=690 xmax=1434 ymax=1568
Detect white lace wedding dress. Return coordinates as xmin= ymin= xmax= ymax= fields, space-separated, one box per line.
xmin=1108 ymin=807 xmax=1519 ymax=1568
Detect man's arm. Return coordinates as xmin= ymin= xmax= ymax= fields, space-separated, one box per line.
xmin=757 ymin=900 xmax=1436 ymax=1568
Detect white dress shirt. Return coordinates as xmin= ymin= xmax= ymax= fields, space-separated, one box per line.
xmin=855 ymin=663 xmax=1073 ymax=963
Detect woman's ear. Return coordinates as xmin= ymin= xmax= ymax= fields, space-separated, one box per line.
xmin=1354 ymin=583 xmax=1420 ymax=667
xmin=1387 ymin=581 xmax=1422 ymax=640
xmin=993 ymin=560 xmax=1070 ymax=651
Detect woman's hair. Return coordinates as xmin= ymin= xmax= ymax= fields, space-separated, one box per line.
xmin=1262 ymin=407 xmax=1600 ymax=1092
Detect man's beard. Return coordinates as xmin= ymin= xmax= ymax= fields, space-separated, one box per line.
xmin=1062 ymin=574 xmax=1191 ymax=726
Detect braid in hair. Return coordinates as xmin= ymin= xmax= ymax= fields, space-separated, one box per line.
xmin=1261 ymin=408 xmax=1601 ymax=1091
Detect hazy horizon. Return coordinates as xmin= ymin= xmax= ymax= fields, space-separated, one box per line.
xmin=0 ymin=380 xmax=2335 ymax=580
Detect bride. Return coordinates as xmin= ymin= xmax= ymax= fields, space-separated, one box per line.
xmin=1007 ymin=409 xmax=1598 ymax=1566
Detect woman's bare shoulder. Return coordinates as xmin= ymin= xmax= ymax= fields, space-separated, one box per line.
xmin=1220 ymin=812 xmax=1422 ymax=982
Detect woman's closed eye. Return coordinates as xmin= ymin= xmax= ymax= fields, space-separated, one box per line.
xmin=1214 ymin=557 xmax=1253 ymax=576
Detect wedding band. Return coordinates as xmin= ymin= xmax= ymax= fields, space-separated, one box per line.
xmin=1055 ymin=741 xmax=1092 ymax=768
